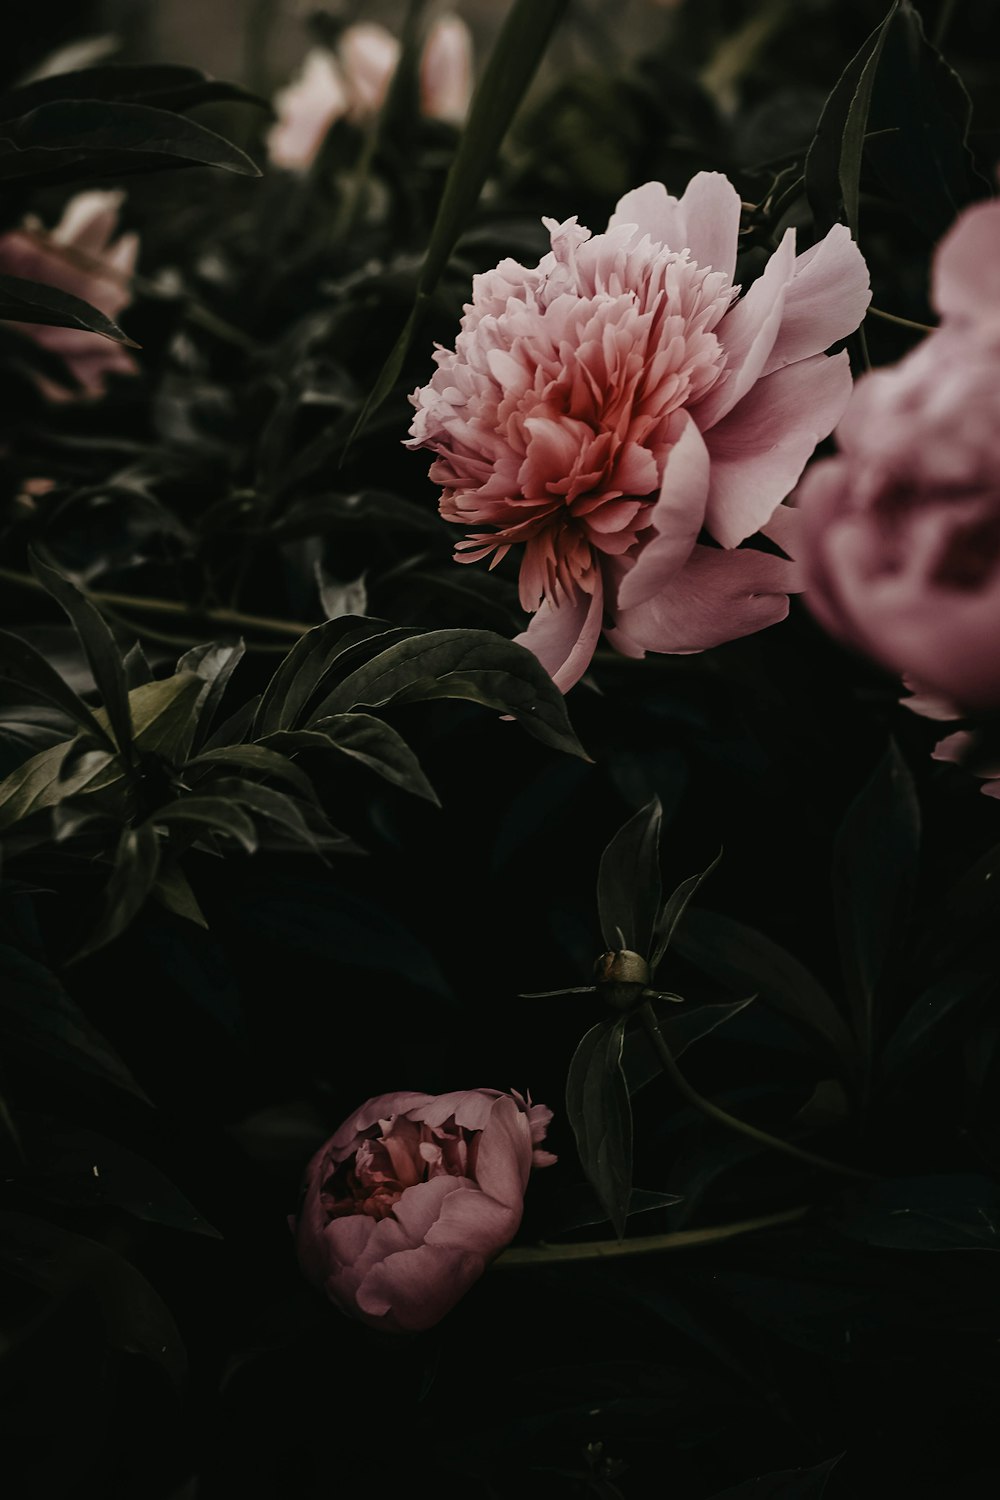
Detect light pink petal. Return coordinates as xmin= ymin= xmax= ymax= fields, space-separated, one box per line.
xmin=388 ymin=1173 xmax=474 ymax=1243
xmin=470 ymin=1095 xmax=532 ymax=1208
xmin=420 ymin=13 xmax=473 ymax=124
xmin=899 ymin=678 xmax=962 ymax=721
xmin=515 ymin=578 xmax=605 ymax=693
xmin=762 ymin=224 xmax=871 ymax=376
xmin=323 ymin=1210 xmax=376 ymax=1270
xmin=694 ymin=229 xmax=796 ymax=431
xmin=356 ymin=1243 xmax=483 ymax=1330
xmin=409 ymin=1088 xmax=499 ymax=1131
xmin=328 ymin=1091 xmax=436 ymax=1156
xmin=674 ymin=170 xmax=743 ymax=283
xmin=610 ymin=544 xmax=799 ymax=655
xmin=932 ymin=199 xmax=1000 ymax=326
xmin=616 ymin=413 xmax=709 ymax=610
xmin=607 ymin=181 xmax=687 ymax=251
xmin=759 ymin=501 xmax=801 ymax=558
xmin=703 ymin=351 xmax=854 ymax=547
xmin=427 ymin=1184 xmax=521 ymax=1253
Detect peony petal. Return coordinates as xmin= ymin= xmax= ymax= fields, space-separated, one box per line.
xmin=932 ymin=198 xmax=1000 ymax=328
xmin=427 ymin=1184 xmax=521 ymax=1254
xmin=328 ymin=1092 xmax=436 ymax=1156
xmin=470 ymin=1095 xmax=532 ymax=1209
xmin=409 ymin=1089 xmax=500 ymax=1131
xmin=703 ymin=351 xmax=854 ymax=547
xmin=607 ymin=181 xmax=687 ymax=251
xmin=356 ymin=1243 xmax=483 ymax=1331
xmin=616 ymin=413 xmax=709 ymax=610
xmin=693 ymin=228 xmax=796 ymax=431
xmin=674 ymin=170 xmax=743 ymax=284
xmin=610 ymin=544 xmax=799 ymax=655
xmin=762 ymin=224 xmax=871 ymax=376
xmin=515 ymin=577 xmax=605 ymax=693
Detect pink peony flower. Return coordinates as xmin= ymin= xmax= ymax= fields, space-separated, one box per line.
xmin=406 ymin=172 xmax=870 ymax=690
xmin=798 ymin=197 xmax=1000 ymax=712
xmin=292 ymin=1088 xmax=555 ymax=1333
xmin=268 ymin=18 xmax=473 ymax=173
xmin=0 ymin=190 xmax=139 ymax=399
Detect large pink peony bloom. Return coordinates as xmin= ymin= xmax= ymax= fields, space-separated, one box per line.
xmin=798 ymin=197 xmax=1000 ymax=711
xmin=293 ymin=1088 xmax=555 ymax=1333
xmin=0 ymin=190 xmax=139 ymax=399
xmin=406 ymin=172 xmax=870 ymax=690
xmin=268 ymin=17 xmax=474 ymax=173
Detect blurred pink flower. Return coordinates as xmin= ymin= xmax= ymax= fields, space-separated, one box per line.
xmin=407 ymin=172 xmax=870 ymax=690
xmin=0 ymin=190 xmax=138 ymax=399
xmin=268 ymin=17 xmax=473 ymax=173
xmin=293 ymin=1088 xmax=555 ymax=1333
xmin=798 ymin=197 xmax=1000 ymax=712
xmin=419 ymin=13 xmax=474 ymax=125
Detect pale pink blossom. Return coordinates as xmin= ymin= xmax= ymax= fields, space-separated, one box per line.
xmin=798 ymin=197 xmax=1000 ymax=712
xmin=419 ymin=13 xmax=473 ymax=125
xmin=407 ymin=172 xmax=870 ymax=690
xmin=0 ymin=190 xmax=138 ymax=399
xmin=293 ymin=1088 xmax=555 ymax=1333
xmin=268 ymin=17 xmax=473 ymax=173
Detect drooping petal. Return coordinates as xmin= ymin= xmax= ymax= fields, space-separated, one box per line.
xmin=703 ymin=351 xmax=854 ymax=547
xmin=470 ymin=1096 xmax=532 ymax=1209
xmin=607 ymin=181 xmax=687 ymax=251
xmin=328 ymin=1092 xmax=437 ymax=1156
xmin=932 ymin=198 xmax=1000 ymax=330
xmin=616 ymin=413 xmax=709 ymax=610
xmin=610 ymin=544 xmax=799 ymax=655
xmin=675 ymin=171 xmax=743 ymax=283
xmin=762 ymin=224 xmax=871 ymax=376
xmin=515 ymin=579 xmax=605 ymax=692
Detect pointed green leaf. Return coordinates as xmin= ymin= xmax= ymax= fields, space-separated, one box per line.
xmin=710 ymin=1457 xmax=841 ymax=1499
xmin=251 ymin=617 xmax=400 ymax=738
xmin=152 ymin=863 xmax=208 ymax=929
xmin=565 ymin=1018 xmax=633 ymax=1239
xmin=20 ymin=1113 xmax=220 ymax=1237
xmin=596 ymin=798 xmax=662 ymax=955
xmin=28 ymin=549 xmax=133 ymax=760
xmin=176 ymin=639 xmax=245 ymax=750
xmin=150 ymin=796 xmax=258 ymax=854
xmin=650 ymin=851 xmax=722 ymax=974
xmin=309 ymin=713 xmax=439 ymax=804
xmin=838 ymin=2 xmax=898 ymax=236
xmin=72 ymin=821 xmax=162 ymax=962
xmin=672 ymin=907 xmax=856 ymax=1068
xmin=0 ymin=274 xmax=138 ymax=344
xmin=0 ymin=1211 xmax=186 ymax=1383
xmin=0 ymin=98 xmax=259 ymax=175
xmin=623 ymin=996 xmax=756 ymax=1095
xmin=0 ymin=627 xmax=114 ymax=750
xmin=185 ymin=743 xmax=317 ymax=801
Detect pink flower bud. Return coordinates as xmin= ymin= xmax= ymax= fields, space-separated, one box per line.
xmin=292 ymin=1088 xmax=555 ymax=1332
xmin=420 ymin=13 xmax=474 ymax=125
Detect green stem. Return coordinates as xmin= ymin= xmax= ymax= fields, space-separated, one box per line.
xmin=0 ymin=565 xmax=311 ymax=640
xmin=640 ymin=1001 xmax=872 ymax=1180
xmin=494 ymin=1206 xmax=807 ymax=1266
xmin=867 ymin=306 xmax=936 ymax=334
xmin=934 ymin=0 xmax=960 ymax=48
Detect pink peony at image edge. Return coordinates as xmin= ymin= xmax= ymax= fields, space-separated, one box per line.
xmin=292 ymin=1088 xmax=555 ymax=1333
xmin=0 ymin=190 xmax=139 ymax=399
xmin=406 ymin=170 xmax=871 ymax=691
xmin=797 ymin=192 xmax=1000 ymax=713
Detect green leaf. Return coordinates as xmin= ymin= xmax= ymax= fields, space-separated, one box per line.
xmin=72 ymin=822 xmax=162 ymax=962
xmin=151 ymin=862 xmax=208 ymax=928
xmin=832 ymin=741 xmax=920 ymax=1060
xmin=805 ymin=4 xmax=897 ymax=233
xmin=122 ymin=641 xmax=153 ymax=689
xmin=185 ymin=742 xmax=317 ymax=801
xmin=0 ymin=940 xmax=148 ymax=1099
xmin=28 ymin=549 xmax=134 ymax=761
xmin=0 ymin=62 xmax=265 ymax=118
xmin=832 ymin=1174 xmax=1000 ymax=1252
xmin=125 ymin=673 xmax=205 ymax=761
xmin=251 ymin=617 xmax=401 ymax=738
xmin=622 ymin=996 xmax=756 ymax=1096
xmin=0 ymin=1211 xmax=186 ymax=1383
xmin=200 ymin=777 xmax=330 ymax=854
xmin=150 ymin=796 xmax=258 ymax=854
xmin=882 ymin=970 xmax=998 ymax=1082
xmin=308 ymin=713 xmax=439 ymax=804
xmin=597 ymin=798 xmax=662 ymax=955
xmin=348 ymin=0 xmax=571 ymax=444
xmin=650 ymin=850 xmax=722 ymax=974
xmin=176 ymin=639 xmax=245 ymax=750
xmin=316 ymin=628 xmax=588 ymax=760
xmin=0 ymin=274 xmax=138 ymax=344
xmin=672 ymin=907 xmax=856 ymax=1068
xmin=838 ymin=2 xmax=898 ymax=237
xmin=709 ymin=1458 xmax=842 ymax=1499
xmin=19 ymin=1113 xmax=220 ymax=1237
xmin=270 ymin=490 xmax=443 ymax=541
xmin=0 ymin=98 xmax=260 ymax=176
xmin=0 ymin=627 xmax=114 ymax=751
xmin=565 ymin=1018 xmax=633 ymax=1240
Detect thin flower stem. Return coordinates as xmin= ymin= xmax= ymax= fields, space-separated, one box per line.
xmin=867 ymin=306 xmax=936 ymax=334
xmin=0 ymin=565 xmax=312 ymax=640
xmin=639 ymin=1001 xmax=872 ymax=1180
xmin=494 ymin=1205 xmax=808 ymax=1266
